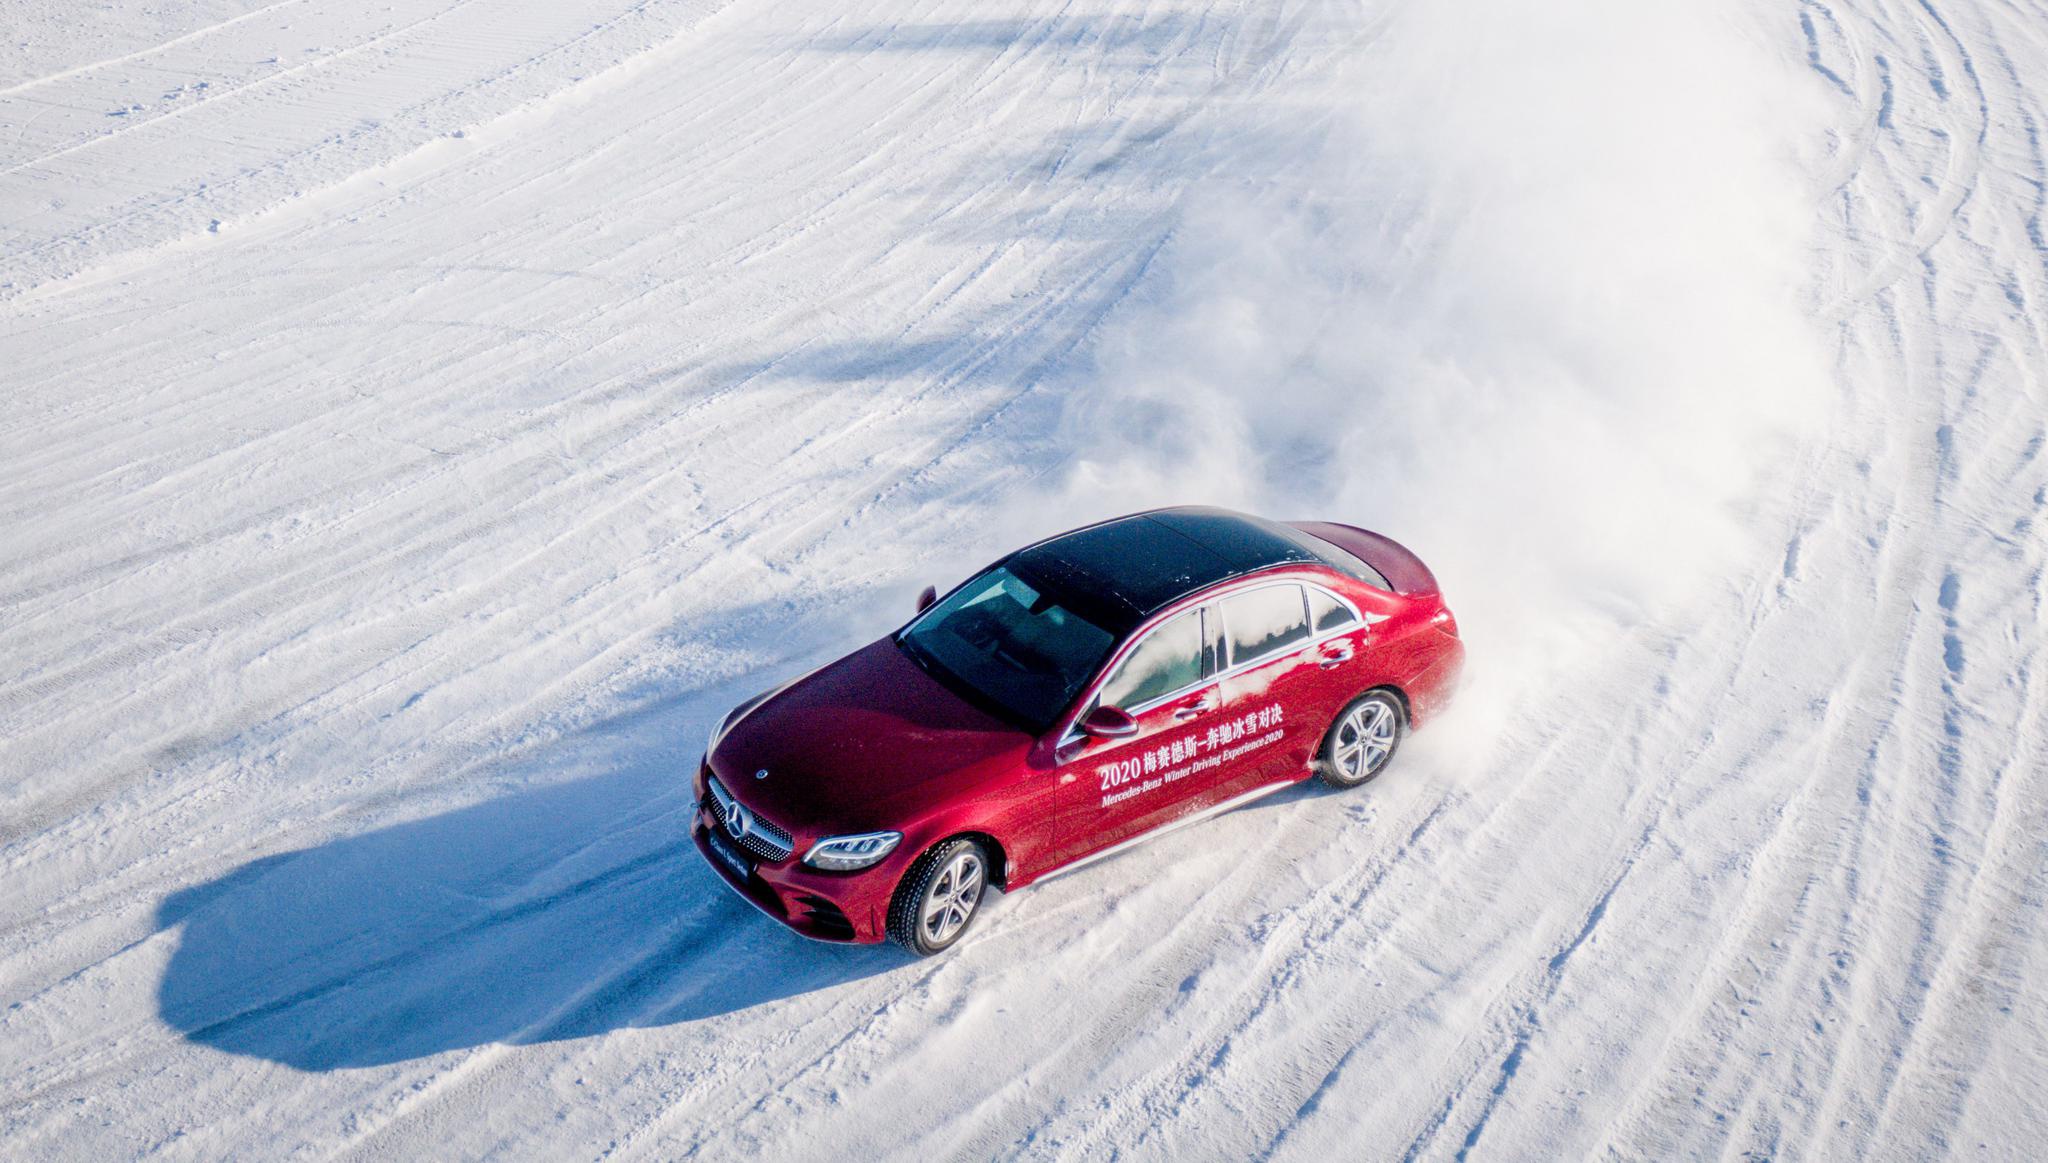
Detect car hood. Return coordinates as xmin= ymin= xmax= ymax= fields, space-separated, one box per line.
xmin=706 ymin=637 xmax=1033 ymax=834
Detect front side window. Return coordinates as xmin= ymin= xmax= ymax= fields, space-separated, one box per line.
xmin=898 ymin=566 xmax=1116 ymax=730
xmin=1099 ymin=610 xmax=1204 ymax=710
xmin=1220 ymin=584 xmax=1311 ymax=666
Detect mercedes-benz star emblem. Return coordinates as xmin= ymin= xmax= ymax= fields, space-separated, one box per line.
xmin=753 ymin=768 xmax=769 ymax=780
xmin=726 ymin=804 xmax=751 ymax=841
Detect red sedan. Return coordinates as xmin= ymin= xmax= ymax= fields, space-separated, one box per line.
xmin=692 ymin=507 xmax=1463 ymax=954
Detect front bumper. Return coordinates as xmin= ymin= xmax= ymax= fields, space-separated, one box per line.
xmin=689 ymin=782 xmax=898 ymax=943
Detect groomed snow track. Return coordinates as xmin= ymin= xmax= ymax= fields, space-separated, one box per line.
xmin=3 ymin=0 xmax=2045 ymax=1158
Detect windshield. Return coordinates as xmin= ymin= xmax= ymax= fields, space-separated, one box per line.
xmin=897 ymin=565 xmax=1116 ymax=731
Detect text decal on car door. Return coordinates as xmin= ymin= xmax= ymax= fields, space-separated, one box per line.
xmin=1096 ymin=704 xmax=1286 ymax=806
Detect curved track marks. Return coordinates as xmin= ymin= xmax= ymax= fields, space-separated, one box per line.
xmin=2 ymin=0 xmax=2046 ymax=1157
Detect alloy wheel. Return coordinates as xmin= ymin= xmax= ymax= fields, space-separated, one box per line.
xmin=1336 ymin=699 xmax=1399 ymax=779
xmin=919 ymin=849 xmax=984 ymax=945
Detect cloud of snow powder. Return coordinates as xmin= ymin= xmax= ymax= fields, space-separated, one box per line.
xmin=1034 ymin=0 xmax=1833 ymax=751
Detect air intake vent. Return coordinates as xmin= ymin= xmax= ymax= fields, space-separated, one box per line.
xmin=794 ymin=895 xmax=857 ymax=941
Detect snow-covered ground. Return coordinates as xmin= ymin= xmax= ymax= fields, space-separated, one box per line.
xmin=3 ymin=0 xmax=2045 ymax=1156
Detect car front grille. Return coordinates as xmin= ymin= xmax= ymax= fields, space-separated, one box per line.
xmin=703 ymin=774 xmax=796 ymax=862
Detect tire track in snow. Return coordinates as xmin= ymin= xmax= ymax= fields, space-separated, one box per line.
xmin=0 ymin=0 xmax=741 ymax=297
xmin=0 ymin=0 xmax=490 ymax=177
xmin=0 ymin=0 xmax=307 ymax=100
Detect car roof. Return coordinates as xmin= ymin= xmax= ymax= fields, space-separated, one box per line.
xmin=1004 ymin=506 xmax=1337 ymax=633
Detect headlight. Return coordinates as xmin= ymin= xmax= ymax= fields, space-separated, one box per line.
xmin=803 ymin=831 xmax=902 ymax=871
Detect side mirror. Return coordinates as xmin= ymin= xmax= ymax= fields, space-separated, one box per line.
xmin=1079 ymin=705 xmax=1138 ymax=739
xmin=915 ymin=585 xmax=938 ymax=613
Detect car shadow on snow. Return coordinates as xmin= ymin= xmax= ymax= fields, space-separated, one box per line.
xmin=151 ymin=674 xmax=923 ymax=1070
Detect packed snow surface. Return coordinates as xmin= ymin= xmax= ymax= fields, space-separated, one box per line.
xmin=4 ymin=0 xmax=2046 ymax=1157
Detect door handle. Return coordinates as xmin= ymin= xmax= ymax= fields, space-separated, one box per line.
xmin=1173 ymin=693 xmax=1218 ymax=720
xmin=1319 ymin=645 xmax=1354 ymax=669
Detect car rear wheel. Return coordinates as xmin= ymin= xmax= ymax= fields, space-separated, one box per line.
xmin=1317 ymin=690 xmax=1405 ymax=788
xmin=886 ymin=837 xmax=989 ymax=956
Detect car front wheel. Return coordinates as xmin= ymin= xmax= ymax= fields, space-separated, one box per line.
xmin=1317 ymin=690 xmax=1406 ymax=788
xmin=886 ymin=837 xmax=989 ymax=956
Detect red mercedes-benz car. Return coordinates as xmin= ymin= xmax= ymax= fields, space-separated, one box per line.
xmin=692 ymin=507 xmax=1462 ymax=954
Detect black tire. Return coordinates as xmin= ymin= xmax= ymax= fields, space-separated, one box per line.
xmin=1316 ymin=690 xmax=1406 ymax=789
xmin=886 ymin=837 xmax=990 ymax=956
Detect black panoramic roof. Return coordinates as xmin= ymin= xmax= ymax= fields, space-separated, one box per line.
xmin=1005 ymin=507 xmax=1329 ymax=633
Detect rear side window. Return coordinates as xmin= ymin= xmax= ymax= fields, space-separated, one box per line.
xmin=1100 ymin=610 xmax=1204 ymax=709
xmin=1292 ymin=530 xmax=1394 ymax=591
xmin=1220 ymin=585 xmax=1311 ymax=666
xmin=1307 ymin=587 xmax=1358 ymax=633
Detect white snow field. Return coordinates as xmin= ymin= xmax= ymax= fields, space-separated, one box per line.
xmin=3 ymin=0 xmax=2046 ymax=1155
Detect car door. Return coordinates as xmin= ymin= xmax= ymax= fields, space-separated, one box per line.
xmin=1292 ymin=580 xmax=1377 ymax=749
xmin=1051 ymin=607 xmax=1220 ymax=863
xmin=1205 ymin=582 xmax=1327 ymax=796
